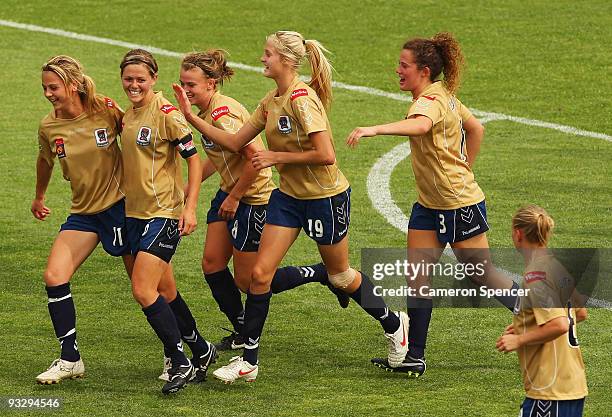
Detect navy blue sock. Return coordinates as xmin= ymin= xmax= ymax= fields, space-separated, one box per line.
xmin=349 ymin=272 xmax=400 ymax=334
xmin=406 ymin=298 xmax=433 ymax=359
xmin=494 ymin=281 xmax=520 ymax=311
xmin=46 ymin=283 xmax=79 ymax=362
xmin=168 ymin=292 xmax=209 ymax=358
xmin=204 ymin=268 xmax=244 ymax=333
xmin=242 ymin=291 xmax=272 ymax=366
xmin=270 ymin=263 xmax=327 ymax=294
xmin=143 ymin=296 xmax=188 ymax=366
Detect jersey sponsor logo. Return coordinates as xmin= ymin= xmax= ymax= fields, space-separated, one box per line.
xmin=415 ymin=96 xmax=433 ymax=109
xmin=104 ymin=97 xmax=115 ymax=108
xmin=136 ymin=126 xmax=152 ymax=146
xmin=525 ymin=271 xmax=546 ymax=284
xmin=422 ymin=95 xmax=436 ymax=101
xmin=290 ymin=88 xmax=308 ymax=101
xmin=211 ymin=106 xmax=230 ymax=121
xmin=160 ymin=104 xmax=178 ymax=114
xmin=94 ymin=128 xmax=109 ymax=147
xmin=55 ymin=138 xmax=66 ymax=158
xmin=201 ymin=134 xmax=216 ymax=149
xmin=277 ymin=115 xmax=292 ymax=134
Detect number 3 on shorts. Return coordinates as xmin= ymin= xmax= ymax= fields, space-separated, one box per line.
xmin=438 ymin=214 xmax=446 ymax=234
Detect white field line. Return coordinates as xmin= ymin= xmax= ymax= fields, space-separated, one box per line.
xmin=1 ymin=19 xmax=611 ymax=142
xmin=3 ymin=19 xmax=611 ymax=309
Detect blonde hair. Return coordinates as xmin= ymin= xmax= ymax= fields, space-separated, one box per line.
xmin=119 ymin=48 xmax=158 ymax=76
xmin=267 ymin=31 xmax=334 ymax=110
xmin=182 ymin=49 xmax=234 ymax=87
xmin=512 ymin=205 xmax=555 ymax=246
xmin=42 ymin=55 xmax=105 ymax=114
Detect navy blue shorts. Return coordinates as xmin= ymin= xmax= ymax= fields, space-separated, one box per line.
xmin=207 ymin=189 xmax=266 ymax=252
xmin=60 ymin=199 xmax=128 ymax=257
xmin=125 ymin=217 xmax=181 ymax=263
xmin=408 ymin=200 xmax=489 ymax=244
xmin=266 ymin=188 xmax=350 ymax=245
xmin=520 ymin=398 xmax=584 ymax=417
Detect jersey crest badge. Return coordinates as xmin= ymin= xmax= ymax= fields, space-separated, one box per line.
xmin=291 ymin=89 xmax=308 ymax=101
xmin=55 ymin=138 xmax=66 ymax=158
xmin=160 ymin=104 xmax=178 ymax=114
xmin=278 ymin=115 xmax=292 ymax=134
xmin=94 ymin=128 xmax=109 ymax=147
xmin=137 ymin=126 xmax=152 ymax=146
xmin=201 ymin=134 xmax=216 ymax=150
xmin=211 ymin=106 xmax=230 ymax=121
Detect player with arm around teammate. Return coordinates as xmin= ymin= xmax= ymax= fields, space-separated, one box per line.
xmin=497 ymin=205 xmax=588 ymax=417
xmin=33 ymin=55 xmax=130 ymax=384
xmin=119 ymin=49 xmax=215 ymax=394
xmin=174 ymin=50 xmax=350 ymax=354
xmin=347 ymin=32 xmax=519 ymax=376
xmin=175 ymin=31 xmax=409 ymax=384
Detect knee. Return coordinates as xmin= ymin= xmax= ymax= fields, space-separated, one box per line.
xmin=328 ymin=267 xmax=357 ymax=289
xmin=251 ymin=264 xmax=273 ymax=288
xmin=43 ymin=268 xmax=69 ymax=287
xmin=131 ymin=281 xmax=156 ymax=307
xmin=202 ymin=256 xmax=226 ymax=275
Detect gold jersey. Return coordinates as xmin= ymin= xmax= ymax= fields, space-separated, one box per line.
xmin=38 ymin=97 xmax=124 ymax=214
xmin=198 ymin=91 xmax=274 ymax=205
xmin=407 ymin=81 xmax=485 ymax=210
xmin=248 ymin=77 xmax=350 ymax=200
xmin=121 ymin=92 xmax=196 ymax=219
xmin=513 ymin=254 xmax=588 ymax=400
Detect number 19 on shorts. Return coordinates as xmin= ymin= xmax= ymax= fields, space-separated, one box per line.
xmin=307 ymin=219 xmax=323 ymax=238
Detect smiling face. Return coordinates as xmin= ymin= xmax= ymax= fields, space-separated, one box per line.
xmin=121 ymin=64 xmax=157 ymax=108
xmin=179 ymin=67 xmax=215 ymax=109
xmin=260 ymin=39 xmax=287 ymax=79
xmin=396 ymin=48 xmax=430 ymax=93
xmin=42 ymin=70 xmax=78 ymax=115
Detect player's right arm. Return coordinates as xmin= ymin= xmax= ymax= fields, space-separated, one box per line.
xmin=172 ymin=84 xmax=259 ymax=152
xmin=496 ymin=316 xmax=569 ymax=353
xmin=346 ymin=116 xmax=433 ymax=148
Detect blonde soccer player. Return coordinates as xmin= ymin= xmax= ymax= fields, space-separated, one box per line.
xmin=173 ymin=32 xmax=408 ymax=383
xmin=496 ymin=205 xmax=588 ymax=417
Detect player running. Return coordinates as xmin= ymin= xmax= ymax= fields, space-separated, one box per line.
xmin=174 ymin=31 xmax=408 ymax=384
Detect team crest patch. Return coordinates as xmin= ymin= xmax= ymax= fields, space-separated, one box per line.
xmin=211 ymin=106 xmax=230 ymax=121
xmin=55 ymin=138 xmax=66 ymax=158
xmin=525 ymin=271 xmax=546 ymax=284
xmin=137 ymin=126 xmax=152 ymax=146
xmin=201 ymin=134 xmax=216 ymax=150
xmin=291 ymin=88 xmax=308 ymax=100
xmin=94 ymin=128 xmax=109 ymax=147
xmin=160 ymin=104 xmax=178 ymax=114
xmin=278 ymin=115 xmax=292 ymax=134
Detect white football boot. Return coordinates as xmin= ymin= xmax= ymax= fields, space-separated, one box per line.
xmin=212 ymin=356 xmax=258 ymax=384
xmin=36 ymin=358 xmax=85 ymax=384
xmin=385 ymin=311 xmax=410 ymax=368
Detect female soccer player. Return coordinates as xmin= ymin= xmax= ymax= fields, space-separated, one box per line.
xmin=175 ymin=50 xmax=349 ymax=353
xmin=497 ymin=205 xmax=588 ymax=417
xmin=173 ymin=31 xmax=408 ymax=384
xmin=33 ymin=55 xmax=128 ymax=385
xmin=347 ymin=32 xmax=518 ymax=376
xmin=119 ymin=49 xmax=214 ymax=394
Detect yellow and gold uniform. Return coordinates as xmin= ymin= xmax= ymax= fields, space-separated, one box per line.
xmin=38 ymin=97 xmax=124 ymax=214
xmin=121 ymin=92 xmax=196 ymax=220
xmin=199 ymin=91 xmax=274 ymax=205
xmin=249 ymin=77 xmax=349 ymax=199
xmin=514 ymin=254 xmax=588 ymax=400
xmin=407 ymin=81 xmax=485 ymax=210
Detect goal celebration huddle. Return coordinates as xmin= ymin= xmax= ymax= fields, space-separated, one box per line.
xmin=32 ymin=30 xmax=588 ymax=416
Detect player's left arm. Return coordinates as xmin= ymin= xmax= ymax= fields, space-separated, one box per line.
xmin=180 ymin=152 xmax=201 ymax=236
xmin=252 ymin=130 xmax=335 ymax=169
xmin=462 ymin=116 xmax=485 ymax=167
xmin=575 ymin=308 xmax=588 ymax=323
xmin=346 ymin=116 xmax=433 ymax=148
xmin=496 ymin=316 xmax=569 ymax=353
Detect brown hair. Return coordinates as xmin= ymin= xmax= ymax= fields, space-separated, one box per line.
xmin=267 ymin=31 xmax=334 ymax=110
xmin=119 ymin=48 xmax=158 ymax=76
xmin=403 ymin=32 xmax=465 ymax=94
xmin=181 ymin=49 xmax=234 ymax=87
xmin=42 ymin=55 xmax=105 ymax=115
xmin=512 ymin=205 xmax=555 ymax=246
